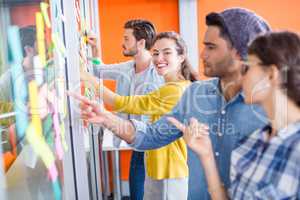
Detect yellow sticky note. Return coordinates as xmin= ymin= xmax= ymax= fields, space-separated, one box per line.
xmin=40 ymin=2 xmax=51 ymax=28
xmin=26 ymin=124 xmax=55 ymax=168
xmin=28 ymin=81 xmax=43 ymax=136
xmin=60 ymin=122 xmax=68 ymax=151
xmin=36 ymin=12 xmax=46 ymax=67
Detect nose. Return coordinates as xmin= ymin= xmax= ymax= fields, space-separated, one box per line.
xmin=158 ymin=53 xmax=164 ymax=61
xmin=200 ymin=48 xmax=208 ymax=60
xmin=153 ymin=52 xmax=164 ymax=62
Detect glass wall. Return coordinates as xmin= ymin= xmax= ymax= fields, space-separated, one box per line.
xmin=0 ymin=0 xmax=101 ymax=199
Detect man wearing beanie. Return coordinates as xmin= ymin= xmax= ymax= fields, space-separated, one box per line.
xmin=73 ymin=8 xmax=271 ymax=200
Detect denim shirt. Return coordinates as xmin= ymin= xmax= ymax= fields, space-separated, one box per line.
xmin=130 ymin=78 xmax=267 ymax=200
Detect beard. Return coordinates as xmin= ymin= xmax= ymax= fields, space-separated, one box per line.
xmin=122 ymin=45 xmax=138 ymax=57
xmin=203 ymin=54 xmax=235 ymax=77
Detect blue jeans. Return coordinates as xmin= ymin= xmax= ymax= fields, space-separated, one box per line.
xmin=129 ymin=151 xmax=145 ymax=200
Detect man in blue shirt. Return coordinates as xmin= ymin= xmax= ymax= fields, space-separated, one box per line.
xmin=73 ymin=8 xmax=270 ymax=200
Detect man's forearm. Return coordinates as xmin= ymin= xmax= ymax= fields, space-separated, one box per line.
xmin=102 ymin=111 xmax=136 ymax=143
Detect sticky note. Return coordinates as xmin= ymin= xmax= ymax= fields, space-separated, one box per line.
xmin=60 ymin=122 xmax=68 ymax=151
xmin=53 ymin=104 xmax=63 ymax=160
xmin=28 ymin=81 xmax=43 ymax=136
xmin=36 ymin=12 xmax=46 ymax=67
xmin=48 ymin=162 xmax=58 ymax=181
xmin=26 ymin=124 xmax=55 ymax=168
xmin=43 ymin=114 xmax=54 ymax=146
xmin=52 ymin=179 xmax=61 ymax=200
xmin=43 ymin=114 xmax=53 ymax=136
xmin=7 ymin=26 xmax=29 ymax=140
xmin=38 ymin=83 xmax=50 ymax=118
xmin=40 ymin=2 xmax=51 ymax=28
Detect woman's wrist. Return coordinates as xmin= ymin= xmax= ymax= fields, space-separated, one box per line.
xmin=198 ymin=150 xmax=215 ymax=166
xmin=196 ymin=144 xmax=214 ymax=162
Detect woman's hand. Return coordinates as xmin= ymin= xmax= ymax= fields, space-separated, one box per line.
xmin=167 ymin=117 xmax=213 ymax=159
xmin=68 ymin=91 xmax=108 ymax=125
xmin=68 ymin=91 xmax=136 ymax=143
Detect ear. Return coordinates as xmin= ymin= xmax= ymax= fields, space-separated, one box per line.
xmin=268 ymin=65 xmax=280 ymax=85
xmin=137 ymin=39 xmax=146 ymax=50
xmin=179 ymin=54 xmax=185 ymax=64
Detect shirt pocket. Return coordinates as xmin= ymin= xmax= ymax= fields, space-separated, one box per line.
xmin=254 ymin=182 xmax=297 ymax=200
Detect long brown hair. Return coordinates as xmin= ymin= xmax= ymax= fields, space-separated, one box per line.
xmin=153 ymin=31 xmax=199 ymax=82
xmin=248 ymin=31 xmax=300 ymax=106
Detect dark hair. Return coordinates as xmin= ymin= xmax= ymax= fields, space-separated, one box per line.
xmin=154 ymin=31 xmax=199 ymax=82
xmin=205 ymin=13 xmax=233 ymax=47
xmin=19 ymin=25 xmax=36 ymax=56
xmin=248 ymin=31 xmax=300 ymax=106
xmin=124 ymin=19 xmax=156 ymax=50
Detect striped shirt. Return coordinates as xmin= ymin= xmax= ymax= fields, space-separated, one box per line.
xmin=229 ymin=122 xmax=300 ymax=200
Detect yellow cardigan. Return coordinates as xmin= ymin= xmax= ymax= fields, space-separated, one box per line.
xmin=114 ymin=80 xmax=190 ymax=180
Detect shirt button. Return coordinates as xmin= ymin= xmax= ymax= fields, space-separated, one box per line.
xmin=218 ymin=132 xmax=223 ymax=137
xmin=215 ymin=152 xmax=220 ymax=156
xmin=221 ymin=110 xmax=226 ymax=115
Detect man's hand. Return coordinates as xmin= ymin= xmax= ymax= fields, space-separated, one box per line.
xmin=86 ymin=33 xmax=100 ymax=58
xmin=167 ymin=117 xmax=213 ymax=158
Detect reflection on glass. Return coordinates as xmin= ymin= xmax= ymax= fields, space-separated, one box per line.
xmin=0 ymin=1 xmax=67 ymax=199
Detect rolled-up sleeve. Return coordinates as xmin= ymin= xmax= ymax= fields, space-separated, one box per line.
xmin=128 ymin=85 xmax=192 ymax=150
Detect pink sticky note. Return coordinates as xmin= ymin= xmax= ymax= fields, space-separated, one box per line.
xmin=48 ymin=162 xmax=58 ymax=181
xmin=53 ymin=104 xmax=64 ymax=160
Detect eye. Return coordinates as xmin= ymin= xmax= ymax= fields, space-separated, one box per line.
xmin=152 ymin=52 xmax=159 ymax=56
xmin=205 ymin=45 xmax=215 ymax=50
xmin=163 ymin=51 xmax=172 ymax=55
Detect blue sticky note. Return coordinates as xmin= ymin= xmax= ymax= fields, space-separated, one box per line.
xmin=8 ymin=26 xmax=29 ymax=140
xmin=52 ymin=179 xmax=62 ymax=200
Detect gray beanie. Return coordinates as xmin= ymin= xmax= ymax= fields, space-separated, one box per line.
xmin=207 ymin=8 xmax=271 ymax=60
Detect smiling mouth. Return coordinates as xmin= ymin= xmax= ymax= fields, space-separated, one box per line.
xmin=156 ymin=63 xmax=168 ymax=69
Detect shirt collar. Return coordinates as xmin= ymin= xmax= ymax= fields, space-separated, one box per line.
xmin=206 ymin=78 xmax=245 ymax=102
xmin=277 ymin=121 xmax=300 ymax=140
xmin=261 ymin=121 xmax=300 ymax=141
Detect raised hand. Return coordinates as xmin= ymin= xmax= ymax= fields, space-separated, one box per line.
xmin=68 ymin=91 xmax=108 ymax=124
xmin=86 ymin=33 xmax=101 ymax=58
xmin=68 ymin=91 xmax=136 ymax=143
xmin=167 ymin=117 xmax=213 ymax=158
xmin=86 ymin=34 xmax=97 ymax=48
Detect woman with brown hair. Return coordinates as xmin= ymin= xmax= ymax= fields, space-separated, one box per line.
xmin=74 ymin=31 xmax=198 ymax=199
